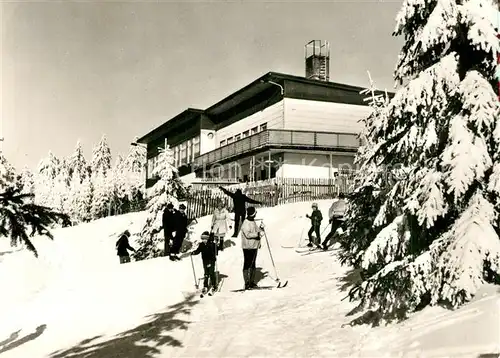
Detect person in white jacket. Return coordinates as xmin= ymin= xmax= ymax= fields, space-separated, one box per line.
xmin=239 ymin=206 xmax=264 ymax=290
xmin=322 ymin=193 xmax=347 ymax=250
xmin=211 ymin=199 xmax=231 ymax=251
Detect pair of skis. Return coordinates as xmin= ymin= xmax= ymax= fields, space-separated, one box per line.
xmin=199 ymin=288 xmax=215 ymax=298
xmin=230 ymin=280 xmax=288 ymax=293
xmin=198 ymin=275 xmax=225 ymax=298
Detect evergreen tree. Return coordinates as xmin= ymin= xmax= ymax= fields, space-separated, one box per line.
xmin=0 ymin=187 xmax=70 ymax=257
xmin=0 ymin=152 xmax=16 ymax=191
xmin=122 ymin=138 xmax=146 ymax=208
xmin=338 ymin=0 xmax=500 ymax=322
xmin=53 ymin=158 xmax=71 ymax=214
xmin=90 ymin=171 xmax=110 ymax=220
xmin=337 ymin=75 xmax=394 ymax=271
xmin=68 ymin=140 xmax=89 ymax=182
xmin=18 ymin=166 xmax=35 ymax=196
xmin=34 ymin=151 xmax=60 ymax=209
xmin=89 ymin=135 xmax=113 ymax=220
xmin=133 ymin=144 xmax=182 ymax=261
xmin=75 ymin=176 xmax=93 ymax=222
xmin=109 ymin=154 xmax=126 ymax=214
xmin=90 ymin=135 xmax=112 ymax=177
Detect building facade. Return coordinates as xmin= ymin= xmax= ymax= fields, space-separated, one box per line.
xmin=137 ymin=71 xmax=388 ymax=188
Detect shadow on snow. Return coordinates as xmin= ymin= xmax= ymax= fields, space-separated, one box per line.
xmin=0 ymin=324 xmax=47 ymax=354
xmin=49 ymin=293 xmax=199 ymax=358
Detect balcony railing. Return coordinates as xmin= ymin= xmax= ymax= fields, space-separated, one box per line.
xmin=193 ymin=129 xmax=361 ymax=167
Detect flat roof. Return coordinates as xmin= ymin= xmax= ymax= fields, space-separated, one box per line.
xmin=137 ymin=108 xmax=204 ymax=144
xmin=205 ymin=71 xmax=370 ymax=117
xmin=136 ymin=71 xmax=391 ymax=144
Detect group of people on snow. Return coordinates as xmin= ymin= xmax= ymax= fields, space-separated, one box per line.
xmin=306 ymin=193 xmax=347 ymax=250
xmin=115 ymin=183 xmax=347 ymax=293
xmin=162 ymin=203 xmax=198 ymax=261
xmin=191 ymin=187 xmax=265 ymax=294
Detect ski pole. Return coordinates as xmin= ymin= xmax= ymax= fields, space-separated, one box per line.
xmin=261 ymin=227 xmax=281 ymax=283
xmin=215 ymin=237 xmax=220 ymax=289
xmin=190 ymin=254 xmax=199 ymax=289
xmin=297 ymin=219 xmax=306 ymax=247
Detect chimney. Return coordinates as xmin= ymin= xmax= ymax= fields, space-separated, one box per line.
xmin=305 ymin=40 xmax=330 ymax=82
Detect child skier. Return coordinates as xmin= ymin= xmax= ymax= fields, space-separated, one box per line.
xmin=116 ymin=230 xmax=136 ymax=264
xmin=306 ymin=202 xmax=323 ymax=247
xmin=191 ymin=231 xmax=219 ymax=295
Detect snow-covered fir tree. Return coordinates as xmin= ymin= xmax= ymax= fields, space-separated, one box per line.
xmin=35 ymin=151 xmax=60 ymax=209
xmin=90 ymin=170 xmax=111 ymax=220
xmin=90 ymin=135 xmax=112 ymax=177
xmin=122 ymin=138 xmax=146 ymax=208
xmin=109 ymin=154 xmax=126 ymax=214
xmin=0 ymin=152 xmax=16 ymax=192
xmin=337 ymin=75 xmax=394 ymax=270
xmin=74 ymin=176 xmax=93 ymax=222
xmin=68 ymin=140 xmax=90 ymax=182
xmin=89 ymin=135 xmax=113 ymax=219
xmin=52 ymin=158 xmax=71 ymax=214
xmin=18 ymin=166 xmax=35 ymax=195
xmin=338 ymin=0 xmax=500 ymax=322
xmin=134 ymin=144 xmax=182 ymax=261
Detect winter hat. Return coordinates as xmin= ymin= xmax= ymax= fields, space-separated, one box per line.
xmin=179 ymin=203 xmax=186 ymax=210
xmin=312 ymin=202 xmax=318 ymax=208
xmin=246 ymin=206 xmax=256 ymax=217
xmin=166 ymin=203 xmax=174 ymax=210
xmin=201 ymin=231 xmax=210 ymax=240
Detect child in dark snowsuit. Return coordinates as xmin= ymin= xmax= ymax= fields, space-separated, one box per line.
xmin=306 ymin=202 xmax=323 ymax=247
xmin=191 ymin=231 xmax=219 ymax=295
xmin=116 ymin=230 xmax=136 ymax=264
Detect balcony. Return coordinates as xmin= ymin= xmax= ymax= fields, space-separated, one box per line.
xmin=193 ymin=129 xmax=361 ymax=167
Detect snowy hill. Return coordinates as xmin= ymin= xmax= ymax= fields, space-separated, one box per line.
xmin=1 ymin=201 xmax=499 ymax=357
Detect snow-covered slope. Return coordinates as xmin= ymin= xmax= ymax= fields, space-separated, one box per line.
xmin=1 ymin=201 xmax=499 ymax=357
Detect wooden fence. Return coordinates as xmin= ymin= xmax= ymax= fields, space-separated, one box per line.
xmin=185 ymin=175 xmax=356 ymax=219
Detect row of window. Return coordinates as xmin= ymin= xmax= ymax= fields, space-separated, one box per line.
xmin=147 ymin=122 xmax=269 ymax=178
xmin=171 ymin=136 xmax=200 ymax=167
xmin=219 ymin=123 xmax=267 ymax=147
xmin=147 ymin=136 xmax=200 ymax=179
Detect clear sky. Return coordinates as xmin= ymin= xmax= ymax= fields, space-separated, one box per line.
xmin=2 ymin=0 xmax=403 ymax=171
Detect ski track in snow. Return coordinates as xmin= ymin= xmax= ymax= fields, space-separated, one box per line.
xmin=0 ymin=201 xmax=499 ymax=358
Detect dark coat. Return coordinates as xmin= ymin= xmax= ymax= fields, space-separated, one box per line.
xmin=175 ymin=210 xmax=189 ymax=235
xmin=192 ymin=239 xmax=218 ymax=265
xmin=116 ymin=234 xmax=134 ymax=256
xmin=308 ymin=209 xmax=323 ymax=227
xmin=162 ymin=208 xmax=177 ymax=235
xmin=219 ymin=187 xmax=262 ymax=213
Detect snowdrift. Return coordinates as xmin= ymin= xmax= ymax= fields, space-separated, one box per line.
xmin=0 ymin=201 xmax=498 ymax=357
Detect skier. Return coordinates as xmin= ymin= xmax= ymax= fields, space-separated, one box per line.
xmin=322 ymin=193 xmax=347 ymax=250
xmin=170 ymin=203 xmax=190 ymax=261
xmin=306 ymin=202 xmax=323 ymax=247
xmin=191 ymin=231 xmax=219 ymax=296
xmin=116 ymin=230 xmax=136 ymax=264
xmin=211 ymin=199 xmax=231 ymax=251
xmin=239 ymin=206 xmax=265 ymax=290
xmin=219 ymin=186 xmax=263 ymax=237
xmin=162 ymin=203 xmax=177 ymax=257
